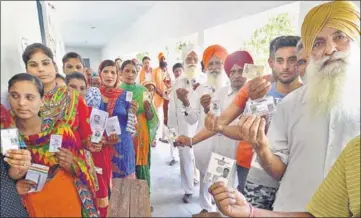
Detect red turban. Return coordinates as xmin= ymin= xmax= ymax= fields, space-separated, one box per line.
xmin=158 ymin=52 xmax=165 ymax=61
xmin=202 ymin=45 xmax=228 ymax=69
xmin=224 ymin=51 xmax=254 ymax=77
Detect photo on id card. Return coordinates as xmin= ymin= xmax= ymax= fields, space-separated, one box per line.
xmin=105 ymin=116 xmax=121 ymax=136
xmin=0 ymin=128 xmax=20 ymax=155
xmin=211 ymin=99 xmax=221 ymax=116
xmin=204 ymin=152 xmax=235 ymax=186
xmin=90 ymin=108 xmax=109 ymax=130
xmin=242 ymin=63 xmax=265 ymax=80
xmin=48 ymin=134 xmax=62 ymax=152
xmin=91 ymin=127 xmax=104 ymax=143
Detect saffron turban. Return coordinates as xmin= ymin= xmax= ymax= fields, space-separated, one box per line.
xmin=202 ymin=45 xmax=228 ymax=69
xmin=182 ymin=44 xmax=200 ymax=61
xmin=301 ymin=1 xmax=360 ymax=55
xmin=224 ymin=51 xmax=254 ymax=77
xmin=158 ymin=52 xmax=165 ymax=61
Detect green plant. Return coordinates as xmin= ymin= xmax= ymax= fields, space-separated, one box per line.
xmin=135 ymin=52 xmax=150 ymax=63
xmin=242 ymin=13 xmax=296 ymax=73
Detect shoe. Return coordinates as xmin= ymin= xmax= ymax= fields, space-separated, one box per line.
xmin=200 ymin=209 xmax=208 ymax=214
xmin=159 ymin=138 xmax=169 ymax=143
xmin=169 ymin=159 xmax=177 ymax=166
xmin=182 ymin=194 xmax=192 ymax=203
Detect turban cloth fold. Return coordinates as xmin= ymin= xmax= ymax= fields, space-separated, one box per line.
xmin=141 ymin=80 xmax=156 ymax=89
xmin=301 ymin=1 xmax=360 ymax=55
xmin=182 ymin=44 xmax=200 ymax=61
xmin=158 ymin=52 xmax=165 ymax=61
xmin=202 ymin=45 xmax=228 ymax=69
xmin=224 ymin=51 xmax=254 ymax=77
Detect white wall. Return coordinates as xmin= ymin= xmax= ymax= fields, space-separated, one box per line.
xmin=1 ymin=1 xmax=42 ymax=108
xmin=101 ymin=1 xmax=295 ymax=60
xmin=65 ymin=46 xmax=102 ymax=72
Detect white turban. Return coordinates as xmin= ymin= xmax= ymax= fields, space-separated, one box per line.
xmin=182 ymin=44 xmax=200 ymax=61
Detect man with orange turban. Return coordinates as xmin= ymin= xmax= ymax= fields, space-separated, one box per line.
xmin=154 ymin=52 xmax=172 ymax=145
xmin=177 ymin=44 xmax=230 ymax=213
xmin=205 ymin=1 xmax=360 ymax=216
xmin=210 ymin=50 xmax=253 ymax=197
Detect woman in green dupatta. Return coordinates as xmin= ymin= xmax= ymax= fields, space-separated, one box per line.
xmin=119 ymin=60 xmax=159 ymax=194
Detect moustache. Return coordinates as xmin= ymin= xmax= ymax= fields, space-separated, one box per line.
xmin=186 ymin=64 xmax=197 ymax=69
xmin=318 ymin=51 xmax=348 ymax=69
xmin=209 ymin=71 xmax=220 ymax=76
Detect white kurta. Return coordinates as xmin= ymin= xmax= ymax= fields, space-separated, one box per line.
xmin=183 ymin=78 xmax=228 ymax=211
xmin=168 ymin=76 xmax=198 ymax=194
xmin=268 ymin=85 xmax=360 ymax=212
xmin=211 ymin=86 xmax=239 ymax=188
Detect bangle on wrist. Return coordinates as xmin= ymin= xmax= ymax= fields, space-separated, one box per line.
xmin=248 ymin=202 xmax=255 ymax=218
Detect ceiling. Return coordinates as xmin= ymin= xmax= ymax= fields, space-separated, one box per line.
xmin=50 ymin=1 xmax=157 ymax=48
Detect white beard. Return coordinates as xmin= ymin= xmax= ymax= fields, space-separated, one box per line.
xmin=184 ymin=64 xmax=200 ymax=80
xmin=305 ymin=44 xmax=360 ymax=118
xmin=206 ymin=71 xmax=228 ymax=90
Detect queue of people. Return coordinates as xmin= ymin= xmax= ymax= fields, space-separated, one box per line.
xmin=0 ymin=1 xmax=360 ymax=217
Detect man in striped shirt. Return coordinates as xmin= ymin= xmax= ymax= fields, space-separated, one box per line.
xmin=209 ymin=135 xmax=360 ymax=217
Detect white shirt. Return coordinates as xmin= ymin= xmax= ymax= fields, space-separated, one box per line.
xmin=167 ymin=76 xmax=198 ymax=138
xmin=212 ymin=86 xmax=238 ymax=159
xmin=184 ymin=81 xmax=228 ymax=174
xmin=269 ymin=85 xmax=360 ymax=212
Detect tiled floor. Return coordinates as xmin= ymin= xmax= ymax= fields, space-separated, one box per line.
xmin=149 ymin=141 xmax=216 ymax=217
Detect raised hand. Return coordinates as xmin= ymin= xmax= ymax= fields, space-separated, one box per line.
xmin=176 ymin=88 xmax=190 ymax=106
xmin=237 ymin=115 xmax=268 ymax=151
xmin=175 ymin=135 xmax=192 ymax=147
xmin=16 ymin=179 xmax=37 ymax=195
xmin=209 ymin=181 xmax=252 ymax=217
xmin=106 ymin=133 xmax=120 ymax=145
xmin=4 ymin=149 xmax=31 ymax=171
xmin=56 ymin=148 xmax=73 ymax=173
xmin=89 ymin=137 xmax=105 ymax=152
xmin=204 ymin=112 xmax=220 ymax=132
xmin=248 ymin=76 xmax=271 ymax=100
xmin=200 ymin=94 xmax=211 ymax=114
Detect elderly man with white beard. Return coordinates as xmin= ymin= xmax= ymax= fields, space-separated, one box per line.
xmin=234 ymin=0 xmax=360 ymax=212
xmin=168 ymin=44 xmax=202 ymax=204
xmin=177 ymin=45 xmax=229 ymax=213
